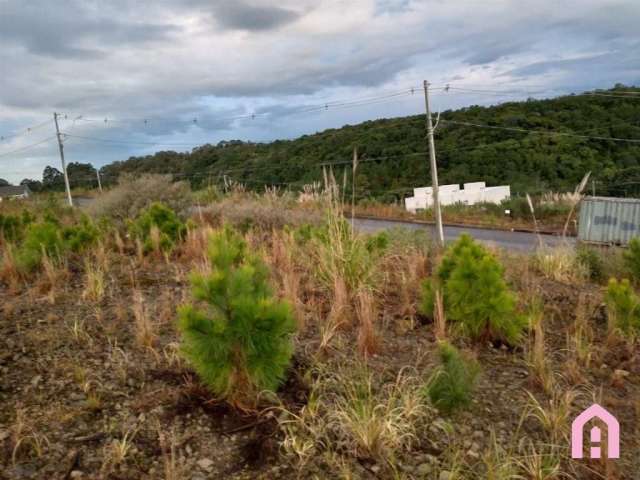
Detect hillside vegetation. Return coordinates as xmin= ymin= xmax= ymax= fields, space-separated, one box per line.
xmin=29 ymin=85 xmax=640 ymax=200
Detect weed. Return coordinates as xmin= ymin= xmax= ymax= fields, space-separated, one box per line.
xmin=132 ymin=289 xmax=157 ymax=349
xmin=525 ymin=388 xmax=577 ymax=445
xmin=82 ymin=259 xmax=106 ymax=302
xmin=10 ymin=407 xmax=50 ymax=465
xmin=534 ymin=246 xmax=587 ymax=283
xmin=525 ymin=300 xmax=554 ymax=394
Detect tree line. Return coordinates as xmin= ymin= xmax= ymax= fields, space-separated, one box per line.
xmin=11 ymin=84 xmax=640 ymax=199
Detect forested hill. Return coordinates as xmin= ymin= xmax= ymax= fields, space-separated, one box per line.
xmin=99 ymin=85 xmax=640 ymax=200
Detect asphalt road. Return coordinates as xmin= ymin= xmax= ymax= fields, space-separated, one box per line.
xmin=352 ymin=217 xmax=575 ymax=252
xmin=75 ymin=196 xmax=572 ymax=252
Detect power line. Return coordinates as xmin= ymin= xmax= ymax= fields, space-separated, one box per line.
xmin=0 ymin=136 xmax=58 ymax=158
xmin=0 ymin=118 xmax=53 ymax=142
xmin=63 ymin=87 xmax=421 ymax=129
xmin=62 ymin=133 xmax=201 ymax=147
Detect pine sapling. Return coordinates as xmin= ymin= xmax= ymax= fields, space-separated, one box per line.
xmin=177 ymin=227 xmax=296 ymax=408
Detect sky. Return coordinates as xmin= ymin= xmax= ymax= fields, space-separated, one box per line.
xmin=1 ymin=0 xmax=639 ymax=185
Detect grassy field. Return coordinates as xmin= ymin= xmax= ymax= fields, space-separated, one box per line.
xmin=0 ymin=176 xmax=638 ymax=479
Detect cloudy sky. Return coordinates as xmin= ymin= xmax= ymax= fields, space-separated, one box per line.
xmin=1 ymin=0 xmax=639 ymax=184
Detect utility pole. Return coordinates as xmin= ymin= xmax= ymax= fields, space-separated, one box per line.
xmin=53 ymin=112 xmax=73 ymax=207
xmin=96 ymin=168 xmax=103 ymax=193
xmin=423 ymin=80 xmax=444 ymax=247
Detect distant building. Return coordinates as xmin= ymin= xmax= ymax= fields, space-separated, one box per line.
xmin=0 ymin=185 xmax=31 ymax=202
xmin=405 ymin=182 xmax=510 ymax=213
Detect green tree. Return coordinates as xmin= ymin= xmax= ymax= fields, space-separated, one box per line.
xmin=605 ymin=278 xmax=640 ymax=338
xmin=421 ymin=234 xmax=525 ymax=344
xmin=177 ymin=227 xmax=296 ymax=408
xmin=129 ymin=202 xmax=186 ymax=253
xmin=425 ymin=342 xmax=480 ymax=413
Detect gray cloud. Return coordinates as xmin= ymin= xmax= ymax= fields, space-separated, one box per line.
xmin=0 ymin=1 xmax=178 ymax=58
xmin=209 ymin=1 xmax=301 ymax=31
xmin=1 ymin=0 xmax=639 ymax=184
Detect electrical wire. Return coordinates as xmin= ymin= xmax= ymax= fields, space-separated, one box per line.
xmin=0 ymin=136 xmax=58 ymax=158
xmin=0 ymin=119 xmax=53 ymax=142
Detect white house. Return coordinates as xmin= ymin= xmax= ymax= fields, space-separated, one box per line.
xmin=0 ymin=185 xmax=31 ymax=202
xmin=404 ymin=181 xmax=510 ymax=213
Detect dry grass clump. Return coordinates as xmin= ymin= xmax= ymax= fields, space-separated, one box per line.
xmin=87 ymin=174 xmax=191 ymax=223
xmin=279 ymin=364 xmax=432 ymax=473
xmin=82 ymin=258 xmax=106 ymax=302
xmin=200 ymin=193 xmax=322 ymax=232
xmin=9 ymin=407 xmax=50 ymax=465
xmin=267 ymin=230 xmax=307 ymax=329
xmin=534 ymin=245 xmax=588 ymax=283
xmin=525 ymin=300 xmax=555 ymax=394
xmin=132 ymin=289 xmax=157 ymax=349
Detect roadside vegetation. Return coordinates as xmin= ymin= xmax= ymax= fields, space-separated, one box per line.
xmin=0 ymin=174 xmax=638 ymax=479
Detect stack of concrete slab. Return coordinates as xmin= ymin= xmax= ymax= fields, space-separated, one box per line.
xmin=404 ymin=182 xmax=510 ymax=213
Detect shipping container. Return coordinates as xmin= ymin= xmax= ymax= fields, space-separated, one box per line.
xmin=578 ymin=196 xmax=640 ymax=246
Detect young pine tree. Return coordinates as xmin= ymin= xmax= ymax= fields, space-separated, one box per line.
xmin=605 ymin=278 xmax=640 ymax=339
xmin=425 ymin=342 xmax=480 ymax=413
xmin=177 ymin=227 xmax=296 ymax=409
xmin=420 ymin=234 xmax=525 ymax=345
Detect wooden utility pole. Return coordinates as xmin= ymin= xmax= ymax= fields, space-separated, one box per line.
xmin=423 ymin=80 xmax=444 ymax=246
xmin=96 ymin=168 xmax=103 ymax=193
xmin=53 ymin=112 xmax=73 ymax=207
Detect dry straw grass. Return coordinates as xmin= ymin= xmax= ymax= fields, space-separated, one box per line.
xmin=132 ymin=289 xmax=157 ymax=349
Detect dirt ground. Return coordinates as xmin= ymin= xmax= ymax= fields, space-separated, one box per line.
xmin=1 ymin=237 xmax=639 ymax=479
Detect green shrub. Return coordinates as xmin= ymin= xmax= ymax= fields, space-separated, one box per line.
xmin=576 ymin=245 xmax=605 ymax=282
xmin=425 ymin=342 xmax=480 ymax=413
xmin=16 ymin=221 xmax=65 ymax=272
xmin=605 ymin=278 xmax=640 ymax=338
xmin=62 ymin=216 xmax=100 ymax=252
xmin=365 ymin=230 xmax=390 ymax=253
xmin=177 ymin=227 xmax=296 ymax=408
xmin=129 ymin=202 xmax=186 ymax=253
xmin=420 ymin=234 xmax=525 ymax=344
xmin=0 ymin=213 xmax=23 ymax=242
xmin=624 ymin=238 xmax=640 ymax=282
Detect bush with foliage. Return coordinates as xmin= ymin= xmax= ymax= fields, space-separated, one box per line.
xmin=87 ymin=174 xmax=190 ymax=223
xmin=177 ymin=227 xmax=296 ymax=408
xmin=425 ymin=342 xmax=480 ymax=413
xmin=420 ymin=234 xmax=525 ymax=344
xmin=605 ymin=278 xmax=640 ymax=338
xmin=15 ymin=221 xmax=65 ymax=272
xmin=61 ymin=216 xmax=100 ymax=252
xmin=11 ymin=214 xmax=99 ymax=273
xmin=129 ymin=202 xmax=186 ymax=253
xmin=0 ymin=213 xmax=24 ymax=242
xmin=576 ymin=245 xmax=605 ymax=283
xmin=624 ymin=238 xmax=640 ymax=282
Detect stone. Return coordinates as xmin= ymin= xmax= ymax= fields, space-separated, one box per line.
xmin=416 ymin=463 xmax=433 ymax=476
xmin=439 ymin=471 xmax=452 ymax=480
xmin=70 ymin=471 xmax=83 ymax=479
xmin=197 ymin=458 xmax=214 ymax=471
